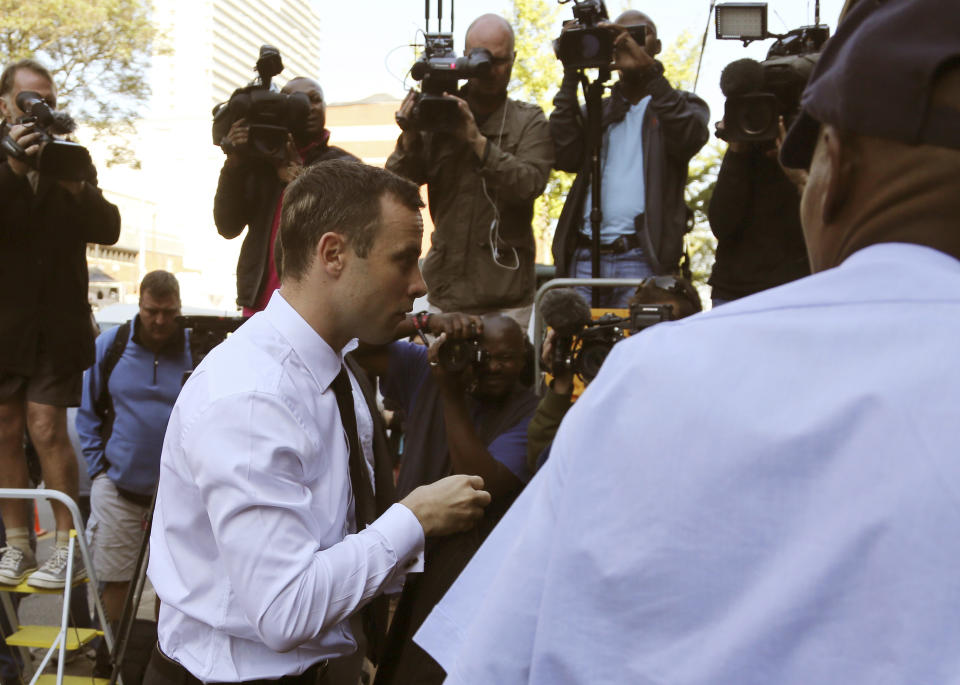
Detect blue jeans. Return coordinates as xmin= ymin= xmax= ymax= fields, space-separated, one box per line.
xmin=571 ymin=247 xmax=654 ymax=308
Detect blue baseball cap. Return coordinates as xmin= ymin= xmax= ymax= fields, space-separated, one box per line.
xmin=780 ymin=0 xmax=960 ymax=169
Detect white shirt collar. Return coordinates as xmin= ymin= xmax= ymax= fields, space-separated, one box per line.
xmin=261 ymin=290 xmax=358 ymax=393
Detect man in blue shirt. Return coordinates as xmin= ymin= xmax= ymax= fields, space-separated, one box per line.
xmin=550 ymin=10 xmax=710 ymax=307
xmin=352 ymin=311 xmax=538 ymax=684
xmin=76 ymin=270 xmax=191 ymax=629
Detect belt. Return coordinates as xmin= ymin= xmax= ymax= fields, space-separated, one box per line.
xmin=576 ymin=231 xmax=642 ymax=255
xmin=145 ymin=644 xmax=327 ymax=685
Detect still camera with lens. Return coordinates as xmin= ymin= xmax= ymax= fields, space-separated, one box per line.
xmin=554 ymin=0 xmax=646 ymax=71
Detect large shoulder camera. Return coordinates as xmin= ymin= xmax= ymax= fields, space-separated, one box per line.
xmin=399 ymin=2 xmax=493 ymax=134
xmin=211 ymin=45 xmax=310 ymax=163
xmin=715 ymin=2 xmax=828 ymax=143
xmin=554 ymin=0 xmax=646 ymax=71
xmin=1 ymin=91 xmax=92 ymax=181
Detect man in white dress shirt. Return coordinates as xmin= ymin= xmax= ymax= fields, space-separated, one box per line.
xmin=414 ymin=1 xmax=960 ymax=683
xmin=145 ymin=160 xmax=491 ymax=685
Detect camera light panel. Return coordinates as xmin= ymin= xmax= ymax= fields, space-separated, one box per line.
xmin=716 ymin=2 xmax=768 ymax=41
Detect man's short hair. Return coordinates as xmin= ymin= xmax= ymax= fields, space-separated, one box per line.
xmin=280 ymin=160 xmax=424 ymax=281
xmin=140 ymin=270 xmax=180 ymax=302
xmin=0 ymin=59 xmax=54 ymax=100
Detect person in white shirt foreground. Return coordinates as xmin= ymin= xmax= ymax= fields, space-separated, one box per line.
xmin=414 ymin=0 xmax=960 ymax=682
xmin=145 ymin=160 xmax=490 ymax=685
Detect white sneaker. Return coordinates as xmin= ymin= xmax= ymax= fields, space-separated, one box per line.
xmin=26 ymin=546 xmax=86 ymax=590
xmin=0 ymin=545 xmax=38 ymax=585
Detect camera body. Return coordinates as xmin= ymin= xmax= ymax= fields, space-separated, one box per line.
xmin=554 ymin=0 xmax=646 ymax=70
xmin=0 ymin=91 xmax=92 ymax=181
xmin=400 ymin=33 xmax=492 ymax=132
xmin=437 ymin=334 xmax=487 ymax=373
xmin=211 ymin=45 xmax=311 ymax=163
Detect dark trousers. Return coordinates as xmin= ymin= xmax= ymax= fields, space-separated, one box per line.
xmin=143 ymin=644 xmax=327 ymax=685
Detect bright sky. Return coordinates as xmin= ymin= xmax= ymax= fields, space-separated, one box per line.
xmin=315 ymin=0 xmax=846 ymax=123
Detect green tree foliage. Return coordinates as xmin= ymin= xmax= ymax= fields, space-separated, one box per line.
xmin=509 ymin=0 xmax=572 ymax=264
xmin=0 ymin=0 xmax=162 ymax=165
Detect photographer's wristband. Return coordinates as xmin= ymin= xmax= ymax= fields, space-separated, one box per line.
xmin=412 ymin=311 xmax=432 ymax=333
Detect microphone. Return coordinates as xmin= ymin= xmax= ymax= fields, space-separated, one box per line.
xmin=540 ymin=288 xmax=592 ymax=337
xmin=719 ymin=58 xmax=764 ymax=97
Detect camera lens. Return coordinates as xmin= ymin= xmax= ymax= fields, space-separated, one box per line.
xmin=738 ymin=98 xmax=777 ymax=136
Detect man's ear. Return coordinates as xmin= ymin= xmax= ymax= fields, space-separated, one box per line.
xmin=315 ymin=232 xmax=349 ymax=277
xmin=821 ymin=124 xmax=856 ymax=225
xmin=651 ymin=38 xmax=662 ymax=57
xmin=0 ymin=96 xmax=12 ymax=121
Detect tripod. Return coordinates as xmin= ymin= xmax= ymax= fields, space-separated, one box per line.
xmin=579 ymin=67 xmax=613 ymax=308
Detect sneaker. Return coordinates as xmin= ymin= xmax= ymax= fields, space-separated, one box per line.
xmin=0 ymin=546 xmax=38 ymax=585
xmin=26 ymin=546 xmax=87 ymax=589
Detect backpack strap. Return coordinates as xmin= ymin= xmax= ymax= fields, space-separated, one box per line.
xmin=93 ymin=319 xmax=132 ymax=443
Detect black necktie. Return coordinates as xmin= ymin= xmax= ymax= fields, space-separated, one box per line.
xmin=331 ymin=366 xmax=386 ymax=662
xmin=331 ymin=366 xmax=376 ymax=528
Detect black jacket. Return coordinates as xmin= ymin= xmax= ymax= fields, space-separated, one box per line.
xmin=213 ymin=140 xmax=357 ymax=308
xmin=0 ymin=149 xmax=121 ymax=377
xmin=707 ymin=148 xmax=810 ymax=299
xmin=550 ymin=65 xmax=710 ymax=276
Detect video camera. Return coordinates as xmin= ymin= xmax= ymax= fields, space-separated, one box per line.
xmin=553 ymin=0 xmax=646 ymax=71
xmin=562 ymin=304 xmax=673 ymax=382
xmin=715 ymin=2 xmax=828 ymax=143
xmin=398 ymin=1 xmax=492 ymax=132
xmin=541 ymin=286 xmax=677 ymax=383
xmin=0 ymin=91 xmax=92 ymax=181
xmin=211 ymin=45 xmax=311 ymax=163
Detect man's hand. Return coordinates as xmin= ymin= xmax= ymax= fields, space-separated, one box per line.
xmin=221 ymin=118 xmax=249 ymax=166
xmin=395 ymin=89 xmax=423 ymax=152
xmin=400 ymin=474 xmax=491 ymax=537
xmin=541 ymin=329 xmax=573 ymax=395
xmin=275 ymin=133 xmax=303 ymax=184
xmin=445 ymin=93 xmax=487 ymax=160
xmin=4 ymin=122 xmax=43 ymax=176
xmin=606 ymin=23 xmax=656 ymax=76
xmin=717 ymin=120 xmax=750 ymax=153
xmin=428 ymin=312 xmax=483 ymax=340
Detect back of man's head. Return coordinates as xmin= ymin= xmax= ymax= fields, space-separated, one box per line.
xmin=780 ymin=0 xmax=960 ymax=269
xmin=279 ymin=160 xmax=423 ymax=282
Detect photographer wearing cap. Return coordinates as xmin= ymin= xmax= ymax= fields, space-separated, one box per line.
xmin=214 ymin=76 xmax=358 ymax=316
xmin=550 ymin=10 xmax=709 ymax=307
xmin=413 ymin=1 xmax=960 ymax=681
xmin=351 ymin=311 xmax=537 ymax=684
xmin=0 ymin=58 xmax=120 ymax=589
xmin=386 ymin=14 xmax=554 ymax=328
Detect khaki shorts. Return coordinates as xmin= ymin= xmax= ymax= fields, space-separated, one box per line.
xmin=0 ymin=349 xmax=82 ymax=407
xmin=86 ymin=475 xmax=150 ymax=582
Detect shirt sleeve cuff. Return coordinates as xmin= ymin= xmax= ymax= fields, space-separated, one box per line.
xmin=372 ymin=502 xmax=425 ymax=573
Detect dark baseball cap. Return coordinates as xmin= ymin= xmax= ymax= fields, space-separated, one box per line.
xmin=780 ymin=0 xmax=960 ymax=169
